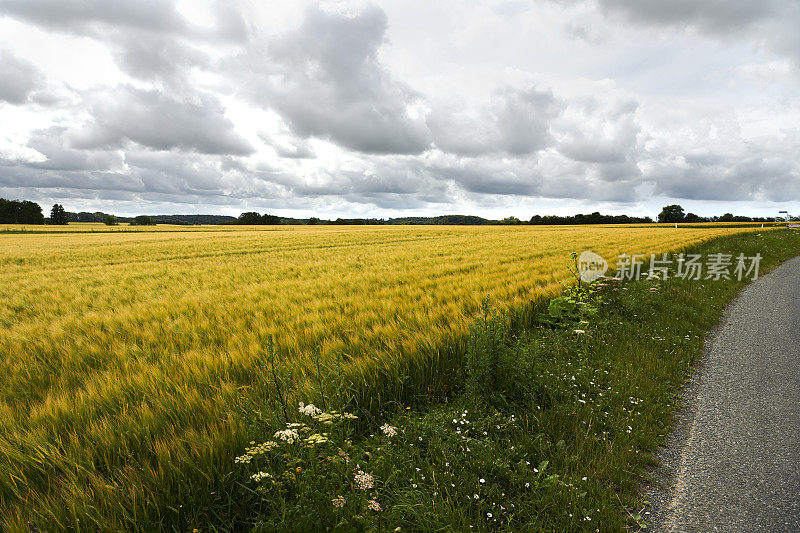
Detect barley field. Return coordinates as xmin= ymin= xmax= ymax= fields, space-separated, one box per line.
xmin=0 ymin=223 xmax=765 ymax=529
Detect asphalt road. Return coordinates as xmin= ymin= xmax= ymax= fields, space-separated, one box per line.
xmin=648 ymin=256 xmax=800 ymax=532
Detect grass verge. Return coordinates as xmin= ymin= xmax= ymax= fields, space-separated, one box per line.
xmin=211 ymin=229 xmax=799 ymax=532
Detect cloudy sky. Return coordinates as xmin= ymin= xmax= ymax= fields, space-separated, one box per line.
xmin=0 ymin=0 xmax=798 ymax=218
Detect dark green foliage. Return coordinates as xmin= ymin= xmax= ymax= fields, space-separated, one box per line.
xmin=529 ymin=211 xmax=653 ymax=225
xmin=49 ymin=204 xmax=68 ymax=225
xmin=0 ymin=198 xmax=45 ymax=224
xmin=233 ymin=212 xmax=282 ymax=225
xmin=658 ymin=204 xmax=686 ymax=223
xmin=131 ymin=215 xmax=156 ymax=226
xmin=103 ymin=214 xmax=117 ymax=226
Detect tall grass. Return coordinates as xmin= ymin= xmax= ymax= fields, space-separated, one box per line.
xmin=0 ymin=224 xmax=768 ymax=530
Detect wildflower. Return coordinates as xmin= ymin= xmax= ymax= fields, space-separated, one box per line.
xmin=235 ymin=454 xmax=252 ymax=464
xmin=298 ymin=402 xmax=322 ymax=417
xmin=380 ymin=424 xmax=398 ymax=437
xmin=245 ymin=441 xmax=278 ymax=456
xmin=479 ymin=478 xmax=485 ymax=484
xmin=574 ymin=329 xmax=586 ymax=334
xmin=305 ymin=433 xmax=330 ymax=446
xmin=354 ymin=470 xmax=375 ymax=490
xmin=250 ymin=471 xmax=273 ymax=482
xmin=367 ymin=499 xmax=382 ymax=512
xmin=296 ymin=466 xmax=302 ymax=473
xmin=332 ymin=496 xmax=346 ymax=508
xmin=274 ymin=428 xmax=299 ymax=443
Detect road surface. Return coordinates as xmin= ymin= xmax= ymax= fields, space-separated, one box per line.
xmin=647 ymin=256 xmax=800 ymax=532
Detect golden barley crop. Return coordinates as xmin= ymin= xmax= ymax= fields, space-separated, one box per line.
xmin=0 ymin=223 xmax=767 ymax=530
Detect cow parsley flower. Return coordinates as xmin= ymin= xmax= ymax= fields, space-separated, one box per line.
xmin=298 ymin=402 xmax=321 ymax=417
xmin=354 ymin=470 xmax=374 ymax=490
xmin=380 ymin=424 xmax=398 ymax=437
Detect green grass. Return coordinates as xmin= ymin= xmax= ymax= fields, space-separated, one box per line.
xmin=217 ymin=229 xmax=800 ymax=532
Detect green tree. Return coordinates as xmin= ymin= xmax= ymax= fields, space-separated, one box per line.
xmin=131 ymin=215 xmax=155 ymax=226
xmin=103 ymin=214 xmax=117 ymax=226
xmin=50 ymin=204 xmax=68 ymax=225
xmin=234 ymin=212 xmax=281 ymax=225
xmin=658 ymin=205 xmax=686 ymax=223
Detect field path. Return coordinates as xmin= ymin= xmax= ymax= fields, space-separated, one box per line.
xmin=648 ymin=256 xmax=800 ymax=532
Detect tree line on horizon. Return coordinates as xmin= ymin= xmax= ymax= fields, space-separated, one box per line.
xmin=0 ymin=197 xmax=790 ymax=227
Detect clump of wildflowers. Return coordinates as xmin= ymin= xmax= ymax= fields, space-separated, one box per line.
xmin=298 ymin=402 xmax=322 ymax=417
xmin=245 ymin=441 xmax=278 ymax=456
xmin=274 ymin=428 xmax=300 ymax=443
xmin=314 ymin=410 xmax=358 ymax=424
xmin=354 ymin=470 xmax=374 ymax=490
xmin=305 ymin=433 xmax=330 ymax=446
xmin=332 ymin=496 xmax=346 ymax=508
xmin=367 ymin=499 xmax=382 ymax=511
xmin=250 ymin=471 xmax=273 ymax=482
xmin=380 ymin=424 xmax=398 ymax=437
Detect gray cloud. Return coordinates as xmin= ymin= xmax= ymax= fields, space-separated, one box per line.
xmin=561 ymin=0 xmax=800 ymax=65
xmin=0 ymin=0 xmax=246 ymax=85
xmin=69 ymin=86 xmax=253 ymax=155
xmin=595 ymin=0 xmax=781 ymax=33
xmin=235 ymin=4 xmax=431 ymax=155
xmin=112 ymin=32 xmax=209 ymax=82
xmin=0 ymin=49 xmax=43 ymax=104
xmin=0 ymin=0 xmax=246 ymax=40
xmin=428 ymin=86 xmax=562 ymax=156
xmin=259 ymin=132 xmax=316 ymax=159
xmin=555 ymin=98 xmax=641 ymax=164
xmin=26 ymin=127 xmax=125 ymax=172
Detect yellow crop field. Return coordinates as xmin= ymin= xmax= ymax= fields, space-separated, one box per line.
xmin=0 ymin=223 xmax=766 ymax=529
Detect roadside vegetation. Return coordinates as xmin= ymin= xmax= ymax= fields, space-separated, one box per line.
xmin=211 ymin=229 xmax=799 ymax=531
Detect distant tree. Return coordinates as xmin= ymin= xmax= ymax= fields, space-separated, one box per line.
xmin=232 ymin=212 xmax=282 ymax=225
xmin=131 ymin=215 xmax=155 ymax=226
xmin=0 ymin=198 xmax=45 ymax=224
xmin=307 ymin=217 xmax=320 ymax=225
xmin=103 ymin=214 xmax=117 ymax=226
xmin=50 ymin=204 xmax=68 ymax=225
xmin=499 ymin=216 xmax=522 ymax=225
xmin=684 ymin=212 xmax=704 ymax=223
xmin=718 ymin=213 xmax=735 ymax=222
xmin=236 ymin=212 xmax=263 ymax=224
xmin=658 ymin=205 xmax=686 ymax=223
